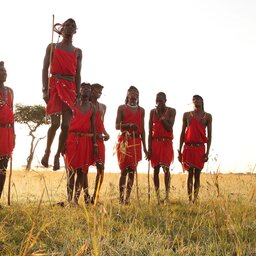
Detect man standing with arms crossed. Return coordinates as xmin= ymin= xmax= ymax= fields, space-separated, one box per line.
xmin=148 ymin=92 xmax=176 ymax=204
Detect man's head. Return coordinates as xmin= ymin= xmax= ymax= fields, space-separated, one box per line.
xmin=91 ymin=83 xmax=104 ymax=99
xmin=192 ymin=95 xmax=204 ymax=111
xmin=156 ymin=92 xmax=167 ymax=108
xmin=0 ymin=61 xmax=7 ymax=84
xmin=80 ymin=82 xmax=91 ymax=97
xmin=125 ymin=86 xmax=139 ymax=105
xmin=57 ymin=18 xmax=77 ymax=36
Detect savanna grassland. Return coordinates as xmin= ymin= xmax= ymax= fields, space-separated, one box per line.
xmin=0 ymin=170 xmax=256 ymax=256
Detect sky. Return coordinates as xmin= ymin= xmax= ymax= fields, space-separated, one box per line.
xmin=1 ymin=0 xmax=256 ymax=173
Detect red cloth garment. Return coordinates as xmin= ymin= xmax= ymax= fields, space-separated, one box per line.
xmin=46 ymin=48 xmax=77 ymax=115
xmin=117 ymin=106 xmax=142 ymax=171
xmin=182 ymin=113 xmax=208 ymax=170
xmin=64 ymin=107 xmax=93 ymax=173
xmin=0 ymin=87 xmax=14 ymax=157
xmin=151 ymin=110 xmax=174 ymax=168
xmin=94 ymin=111 xmax=105 ymax=165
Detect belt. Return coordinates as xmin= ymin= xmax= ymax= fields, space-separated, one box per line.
xmin=121 ymin=133 xmax=141 ymax=138
xmin=52 ymin=74 xmax=75 ymax=81
xmin=0 ymin=123 xmax=14 ymax=128
xmin=70 ymin=132 xmax=93 ymax=137
xmin=152 ymin=137 xmax=172 ymax=142
xmin=185 ymin=143 xmax=204 ymax=147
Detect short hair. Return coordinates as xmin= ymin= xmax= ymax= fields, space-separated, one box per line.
xmin=91 ymin=83 xmax=104 ymax=90
xmin=0 ymin=61 xmax=4 ymax=67
xmin=125 ymin=86 xmax=139 ymax=105
xmin=156 ymin=92 xmax=166 ymax=100
xmin=54 ymin=18 xmax=77 ymax=36
xmin=81 ymin=82 xmax=91 ymax=88
xmin=193 ymin=94 xmax=204 ymax=111
xmin=63 ymin=18 xmax=76 ymax=27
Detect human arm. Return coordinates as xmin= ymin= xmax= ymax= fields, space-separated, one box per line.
xmin=204 ymin=113 xmax=212 ymax=162
xmin=91 ymin=104 xmax=98 ymax=157
xmin=75 ymin=48 xmax=82 ymax=98
xmin=147 ymin=109 xmax=154 ymax=160
xmin=42 ymin=44 xmax=53 ymax=103
xmin=159 ymin=107 xmax=176 ymax=132
xmin=178 ymin=113 xmax=187 ymax=162
xmin=140 ymin=108 xmax=148 ymax=157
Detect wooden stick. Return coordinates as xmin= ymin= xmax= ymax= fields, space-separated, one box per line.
xmin=133 ymin=131 xmax=140 ymax=204
xmin=7 ymin=155 xmax=12 ymax=206
xmin=147 ymin=160 xmax=150 ymax=204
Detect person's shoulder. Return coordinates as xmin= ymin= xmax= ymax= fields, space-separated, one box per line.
xmin=167 ymin=106 xmax=176 ymax=113
xmin=118 ymin=104 xmax=126 ymax=110
xmin=5 ymin=86 xmax=13 ymax=94
xmin=183 ymin=111 xmax=191 ymax=117
xmin=205 ymin=112 xmax=212 ymax=120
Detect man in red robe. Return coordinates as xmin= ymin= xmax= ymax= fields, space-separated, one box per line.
xmin=148 ymin=92 xmax=176 ymax=204
xmin=41 ymin=18 xmax=82 ymax=171
xmin=115 ymin=86 xmax=148 ymax=204
xmin=90 ymin=83 xmax=110 ymax=204
xmin=0 ymin=61 xmax=15 ymax=207
xmin=178 ymin=95 xmax=212 ymax=203
xmin=64 ymin=83 xmax=97 ymax=205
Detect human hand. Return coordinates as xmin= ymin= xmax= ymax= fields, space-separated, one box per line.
xmin=93 ymin=144 xmax=99 ymax=157
xmin=177 ymin=150 xmax=182 ymax=162
xmin=129 ymin=123 xmax=138 ymax=131
xmin=146 ymin=150 xmax=151 ymax=160
xmin=103 ymin=133 xmax=110 ymax=141
xmin=204 ymin=154 xmax=209 ymax=162
xmin=43 ymin=92 xmax=49 ymax=104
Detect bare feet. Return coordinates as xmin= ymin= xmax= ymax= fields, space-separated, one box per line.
xmin=41 ymin=151 xmax=50 ymax=168
xmin=53 ymin=155 xmax=60 ymax=171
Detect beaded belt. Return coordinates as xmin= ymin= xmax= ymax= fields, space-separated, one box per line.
xmin=52 ymin=74 xmax=75 ymax=81
xmin=185 ymin=143 xmax=204 ymax=147
xmin=152 ymin=137 xmax=172 ymax=142
xmin=70 ymin=132 xmax=93 ymax=137
xmin=121 ymin=133 xmax=141 ymax=138
xmin=0 ymin=123 xmax=14 ymax=128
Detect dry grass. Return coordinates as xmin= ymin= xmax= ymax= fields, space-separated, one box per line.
xmin=0 ymin=170 xmax=256 ymax=255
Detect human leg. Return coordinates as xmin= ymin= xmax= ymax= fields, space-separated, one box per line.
xmin=194 ymin=168 xmax=201 ymax=202
xmin=153 ymin=165 xmax=160 ymax=204
xmin=119 ymin=168 xmax=128 ymax=204
xmin=91 ymin=163 xmax=104 ymax=204
xmin=74 ymin=168 xmax=85 ymax=204
xmin=163 ymin=166 xmax=171 ymax=201
xmin=41 ymin=115 xmax=60 ymax=167
xmin=0 ymin=157 xmax=9 ymax=200
xmin=187 ymin=168 xmax=194 ymax=202
xmin=53 ymin=110 xmax=72 ymax=170
xmin=125 ymin=167 xmax=135 ymax=205
xmin=67 ymin=169 xmax=75 ymax=203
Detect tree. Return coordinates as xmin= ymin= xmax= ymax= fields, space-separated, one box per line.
xmin=15 ymin=104 xmax=50 ymax=170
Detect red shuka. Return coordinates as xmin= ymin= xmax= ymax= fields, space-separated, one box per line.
xmin=182 ymin=113 xmax=208 ymax=170
xmin=0 ymin=87 xmax=14 ymax=158
xmin=46 ymin=48 xmax=77 ymax=115
xmin=117 ymin=106 xmax=142 ymax=171
xmin=94 ymin=111 xmax=105 ymax=165
xmin=65 ymin=107 xmax=93 ymax=173
xmin=151 ymin=110 xmax=174 ymax=168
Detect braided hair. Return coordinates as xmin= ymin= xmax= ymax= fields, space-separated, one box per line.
xmin=193 ymin=94 xmax=204 ymax=111
xmin=125 ymin=86 xmax=139 ymax=105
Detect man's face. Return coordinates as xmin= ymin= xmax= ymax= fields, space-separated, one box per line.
xmin=156 ymin=94 xmax=166 ymax=108
xmin=92 ymin=87 xmax=102 ymax=99
xmin=80 ymin=85 xmax=91 ymax=97
xmin=62 ymin=20 xmax=76 ymax=36
xmin=192 ymin=96 xmax=203 ymax=108
xmin=127 ymin=89 xmax=139 ymax=104
xmin=0 ymin=66 xmax=7 ymax=83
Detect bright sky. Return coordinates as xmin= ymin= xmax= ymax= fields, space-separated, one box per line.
xmin=1 ymin=0 xmax=256 ymax=173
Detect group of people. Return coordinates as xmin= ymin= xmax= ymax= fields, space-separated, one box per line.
xmin=0 ymin=18 xmax=212 ymax=208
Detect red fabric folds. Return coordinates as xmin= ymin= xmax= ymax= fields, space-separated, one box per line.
xmin=46 ymin=48 xmax=77 ymax=115
xmin=117 ymin=106 xmax=142 ymax=171
xmin=65 ymin=107 xmax=93 ymax=173
xmin=182 ymin=116 xmax=208 ymax=170
xmin=0 ymin=87 xmax=14 ymax=157
xmin=151 ymin=112 xmax=174 ymax=168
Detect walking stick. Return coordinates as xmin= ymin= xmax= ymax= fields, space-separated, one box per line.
xmin=45 ymin=14 xmax=55 ymax=123
xmin=133 ymin=131 xmax=140 ymax=204
xmin=147 ymin=160 xmax=151 ymax=204
xmin=7 ymin=155 xmax=12 ymax=206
